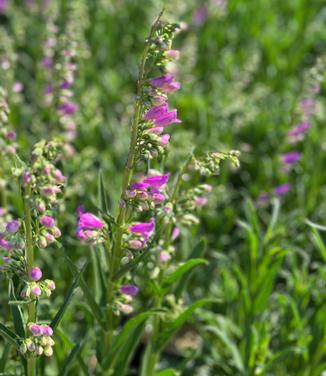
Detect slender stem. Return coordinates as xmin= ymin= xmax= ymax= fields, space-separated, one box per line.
xmin=24 ymin=185 xmax=36 ymax=376
xmin=104 ymin=11 xmax=164 ymax=368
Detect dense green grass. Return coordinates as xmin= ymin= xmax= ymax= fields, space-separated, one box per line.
xmin=0 ymin=0 xmax=325 ymax=375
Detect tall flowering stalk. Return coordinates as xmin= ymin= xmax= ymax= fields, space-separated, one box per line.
xmin=75 ymin=13 xmax=239 ymax=375
xmin=0 ymin=137 xmax=65 ymax=375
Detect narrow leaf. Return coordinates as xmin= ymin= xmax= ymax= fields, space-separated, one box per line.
xmin=50 ymin=262 xmax=87 ymax=330
xmin=163 ymin=259 xmax=207 ymax=288
xmin=0 ymin=323 xmax=20 ymax=348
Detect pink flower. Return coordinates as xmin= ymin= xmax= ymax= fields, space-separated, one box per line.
xmin=29 ymin=267 xmax=42 ymax=281
xmin=144 ymin=103 xmax=169 ymax=120
xmin=150 ymin=74 xmax=181 ymax=93
xmin=40 ymin=215 xmax=55 ymax=228
xmin=128 ymin=218 xmax=155 ymax=241
xmin=78 ymin=212 xmax=105 ymax=229
xmin=160 ymin=251 xmax=171 ymax=262
xmin=31 ymin=285 xmax=42 ymax=297
xmin=142 ymin=174 xmax=170 ymax=189
xmin=153 ymin=109 xmax=181 ymax=127
xmin=42 ymin=325 xmax=53 ymax=337
xmin=30 ymin=324 xmax=42 ymax=337
xmin=195 ymin=197 xmax=208 ymax=207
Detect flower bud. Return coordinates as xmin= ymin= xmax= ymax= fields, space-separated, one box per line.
xmin=31 ymin=285 xmax=42 ymax=297
xmin=29 ymin=267 xmax=42 ymax=281
xmin=52 ymin=226 xmax=61 ymax=238
xmin=44 ymin=279 xmax=56 ymax=290
xmin=44 ymin=346 xmax=53 ymax=357
xmin=42 ymin=325 xmax=53 ymax=337
xmin=36 ymin=346 xmax=44 ymax=355
xmin=40 ymin=215 xmax=55 ymax=228
xmin=118 ymin=303 xmax=134 ymax=315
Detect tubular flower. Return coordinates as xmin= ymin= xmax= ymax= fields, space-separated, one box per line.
xmin=128 ymin=218 xmax=155 ymax=242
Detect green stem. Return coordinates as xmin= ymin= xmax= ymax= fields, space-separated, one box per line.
xmin=24 ymin=186 xmax=36 ymax=376
xmin=104 ymin=11 xmax=164 ymax=371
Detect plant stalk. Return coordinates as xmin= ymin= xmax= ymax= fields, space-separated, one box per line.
xmin=104 ymin=11 xmax=164 ymax=369
xmin=24 ymin=186 xmax=36 ymax=376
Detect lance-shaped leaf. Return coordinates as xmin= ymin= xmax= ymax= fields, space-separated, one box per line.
xmin=9 ymin=280 xmax=25 ymax=338
xmin=102 ymin=311 xmax=161 ymax=370
xmin=0 ymin=322 xmax=20 ymax=348
xmin=162 ymin=258 xmax=207 ymax=289
xmin=51 ymin=262 xmax=87 ymax=330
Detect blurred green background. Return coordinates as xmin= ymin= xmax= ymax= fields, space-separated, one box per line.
xmin=1 ymin=0 xmax=326 ymax=374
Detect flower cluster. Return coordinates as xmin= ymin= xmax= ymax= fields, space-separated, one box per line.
xmin=40 ymin=6 xmax=78 ymax=156
xmin=126 ymin=172 xmax=170 ymax=210
xmin=258 ymin=58 xmax=324 ymax=204
xmin=16 ymin=140 xmax=65 ymax=249
xmin=127 ymin=218 xmax=156 ymax=250
xmin=116 ymin=284 xmax=140 ymax=315
xmin=21 ymin=266 xmax=55 ymax=300
xmin=20 ymin=323 xmax=55 ymax=357
xmin=0 ymin=87 xmax=16 ymax=156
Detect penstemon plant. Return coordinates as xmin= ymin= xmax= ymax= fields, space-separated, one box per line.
xmin=72 ymin=12 xmax=239 ymax=376
xmin=0 ymin=11 xmax=239 ymax=376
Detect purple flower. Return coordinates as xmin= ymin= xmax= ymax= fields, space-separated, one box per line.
xmin=30 ymin=324 xmax=42 ymax=337
xmin=42 ymin=56 xmax=53 ymax=69
xmin=40 ymin=215 xmax=55 ymax=228
xmin=142 ymin=174 xmax=170 ymax=189
xmin=287 ymin=122 xmax=310 ymax=142
xmin=78 ymin=212 xmax=105 ymax=229
xmin=144 ymin=103 xmax=168 ymax=120
xmin=193 ymin=5 xmax=208 ymax=25
xmin=0 ymin=0 xmax=8 ymax=14
xmin=6 ymin=220 xmax=20 ymax=233
xmin=150 ymin=74 xmax=181 ymax=93
xmin=129 ymin=218 xmax=155 ymax=241
xmin=120 ymin=284 xmax=139 ymax=296
xmin=42 ymin=325 xmax=53 ymax=337
xmin=59 ymin=101 xmax=78 ymax=115
xmin=130 ymin=182 xmax=150 ymax=190
xmin=195 ymin=197 xmax=208 ymax=207
xmin=300 ymin=98 xmax=316 ymax=117
xmin=282 ymin=152 xmax=301 ymax=166
xmin=12 ymin=82 xmax=23 ymax=93
xmin=0 ymin=238 xmax=13 ymax=251
xmin=257 ymin=192 xmax=269 ymax=206
xmin=5 ymin=131 xmax=17 ymax=140
xmin=274 ymin=183 xmax=290 ymax=196
xmin=29 ymin=267 xmax=42 ymax=281
xmin=153 ymin=109 xmax=181 ymax=127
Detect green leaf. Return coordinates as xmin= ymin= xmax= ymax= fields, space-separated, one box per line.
xmin=205 ymin=325 xmax=244 ymax=371
xmin=65 ymin=256 xmax=107 ymax=330
xmin=9 ymin=280 xmax=25 ymax=338
xmin=98 ymin=169 xmax=109 ymax=213
xmin=114 ymin=322 xmax=147 ymax=376
xmin=155 ymin=299 xmax=214 ymax=352
xmin=60 ymin=340 xmax=85 ymax=376
xmin=175 ymin=239 xmax=206 ymax=299
xmin=162 ymin=259 xmax=207 ymax=288
xmin=155 ymin=369 xmax=178 ymax=376
xmin=0 ymin=323 xmax=20 ymax=348
xmin=0 ymin=343 xmax=11 ymax=372
xmin=50 ymin=262 xmax=87 ymax=330
xmin=102 ymin=311 xmax=160 ymax=370
xmin=310 ymin=227 xmax=326 ymax=262
xmin=261 ymin=347 xmax=303 ymax=373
